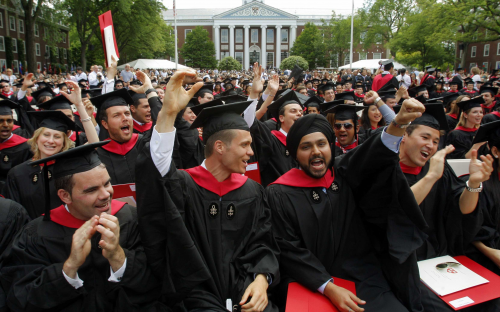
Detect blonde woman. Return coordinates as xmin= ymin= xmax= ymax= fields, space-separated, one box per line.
xmin=471 ymin=67 xmax=482 ymax=89
xmin=2 ymin=82 xmax=98 ymax=219
xmin=446 ymin=95 xmax=469 ymax=131
xmin=446 ymin=97 xmax=485 ymax=159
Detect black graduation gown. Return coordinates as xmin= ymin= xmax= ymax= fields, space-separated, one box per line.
xmin=372 ymin=73 xmax=398 ymax=92
xmin=96 ymin=132 xmax=150 ymax=185
xmin=0 ymin=202 xmax=164 ymax=312
xmin=481 ymin=101 xmax=499 ymax=115
xmin=482 ymin=112 xmax=500 ymax=124
xmin=250 ymin=120 xmax=297 ymax=186
xmin=135 ymin=146 xmax=280 ymax=311
xmin=267 ymin=134 xmax=428 ymax=312
xmin=445 ymin=128 xmax=476 ymax=159
xmin=460 ymin=90 xmax=478 ymax=97
xmin=0 ymin=198 xmax=29 ymax=312
xmin=174 ymin=116 xmax=204 ymax=169
xmin=0 ymin=135 xmax=33 ymax=191
xmin=402 ymin=162 xmax=479 ymax=260
xmin=12 ymin=126 xmax=31 ymax=139
xmin=2 ymin=159 xmax=62 ymax=219
xmin=446 ymin=114 xmax=459 ymax=130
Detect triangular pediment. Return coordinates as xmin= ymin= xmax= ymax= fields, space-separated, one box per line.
xmin=214 ymin=2 xmax=297 ymax=19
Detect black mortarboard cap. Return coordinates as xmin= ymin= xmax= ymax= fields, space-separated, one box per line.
xmin=220 ymin=88 xmax=238 ymax=97
xmin=37 ymin=82 xmax=53 ymax=89
xmin=82 ymin=88 xmax=102 ymax=98
xmin=267 ymin=90 xmax=303 ymax=120
xmin=312 ymin=78 xmax=320 ymax=83
xmin=0 ymin=98 xmax=18 ymax=115
xmin=32 ymin=87 xmax=56 ymax=101
xmin=0 ymin=79 xmax=9 ymax=84
xmin=323 ymin=103 xmax=365 ymax=121
xmin=479 ymin=86 xmax=498 ymax=96
xmin=427 ymin=67 xmax=436 ymax=73
xmin=57 ymin=83 xmax=67 ymax=89
xmin=78 ymin=81 xmax=87 ymax=88
xmin=378 ymin=83 xmax=398 ymax=92
xmin=449 ymin=80 xmax=459 ymax=86
xmin=199 ymin=83 xmax=214 ymax=92
xmin=442 ymin=93 xmax=460 ymax=105
xmin=230 ymin=77 xmax=238 ymax=81
xmin=223 ymin=78 xmax=231 ymax=84
xmin=290 ymin=65 xmax=303 ymax=81
xmin=304 ymin=95 xmax=323 ymax=109
xmin=130 ymin=79 xmax=142 ymax=86
xmin=29 ymin=141 xmax=110 ymax=221
xmin=28 ymin=110 xmax=76 ymax=132
xmin=190 ymin=99 xmax=223 ymax=116
xmin=37 ymin=96 xmax=72 ymax=110
xmin=465 ymin=78 xmax=474 ymax=85
xmin=472 ymin=120 xmax=500 ymax=146
xmin=276 ymin=88 xmax=290 ymax=98
xmin=335 ymin=91 xmax=356 ymax=101
xmin=409 ymin=85 xmax=428 ymax=97
xmin=115 ymin=79 xmax=124 ymax=85
xmin=456 ymin=96 xmax=483 ymax=112
xmin=319 ymin=82 xmax=335 ymax=92
xmin=190 ymin=101 xmax=252 ymax=142
xmin=414 ymin=94 xmax=428 ymax=104
xmin=219 ymin=94 xmax=248 ymax=104
xmin=394 ymin=103 xmax=448 ymax=131
xmin=382 ymin=59 xmax=394 ymax=66
xmin=435 ymin=80 xmax=444 ymax=85
xmin=378 ymin=89 xmax=397 ymax=100
xmin=319 ymin=99 xmax=344 ymax=115
xmin=321 ymin=78 xmax=329 ymax=83
xmin=91 ymin=88 xmax=133 ymax=112
xmin=186 ymin=97 xmax=199 ymax=109
xmin=128 ymin=90 xmax=147 ymax=104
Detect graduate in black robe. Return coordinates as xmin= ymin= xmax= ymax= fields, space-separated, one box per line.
xmin=479 ymin=86 xmax=499 ymax=115
xmin=91 ymin=89 xmax=152 ymax=185
xmin=0 ymin=142 xmax=165 ymax=312
xmin=0 ymin=99 xmax=33 ymax=190
xmin=371 ymin=60 xmax=399 ymax=92
xmin=245 ymin=72 xmax=303 ymax=186
xmin=266 ymin=99 xmax=430 ymax=312
xmin=464 ymin=121 xmax=500 ymax=275
xmin=0 ymin=197 xmax=29 ymax=312
xmin=136 ymin=69 xmax=279 ymax=312
xmin=482 ymin=110 xmax=500 ymax=124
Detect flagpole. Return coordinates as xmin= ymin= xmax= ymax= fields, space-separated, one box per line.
xmin=174 ymin=0 xmax=178 ymax=70
xmin=349 ymin=0 xmax=354 ymax=71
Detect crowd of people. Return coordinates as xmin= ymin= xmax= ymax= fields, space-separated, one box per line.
xmin=0 ymin=55 xmax=499 ymax=312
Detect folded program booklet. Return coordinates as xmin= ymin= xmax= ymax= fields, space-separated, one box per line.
xmin=418 ymin=255 xmax=489 ymax=296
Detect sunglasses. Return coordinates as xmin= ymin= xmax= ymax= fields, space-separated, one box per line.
xmin=334 ymin=123 xmax=354 ymax=130
xmin=436 ymin=262 xmax=461 ymax=270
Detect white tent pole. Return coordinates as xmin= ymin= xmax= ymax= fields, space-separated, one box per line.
xmin=174 ymin=0 xmax=178 ymax=70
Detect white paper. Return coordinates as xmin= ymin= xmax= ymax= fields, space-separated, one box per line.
xmin=246 ymin=163 xmax=258 ymax=171
xmin=226 ymin=298 xmax=232 ymax=311
xmin=418 ymin=255 xmax=489 ymax=296
xmin=104 ymin=26 xmax=119 ymax=66
xmin=449 ymin=296 xmax=474 ymax=308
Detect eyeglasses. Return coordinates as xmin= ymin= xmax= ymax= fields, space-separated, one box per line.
xmin=436 ymin=262 xmax=461 ymax=270
xmin=334 ymin=123 xmax=354 ymax=130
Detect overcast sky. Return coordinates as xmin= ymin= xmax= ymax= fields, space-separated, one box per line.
xmin=162 ymin=0 xmax=365 ymax=14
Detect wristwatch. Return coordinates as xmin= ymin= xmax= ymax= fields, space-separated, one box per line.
xmin=145 ymin=88 xmax=156 ymax=96
xmin=391 ymin=119 xmax=411 ymax=129
xmin=466 ymin=180 xmax=483 ymax=193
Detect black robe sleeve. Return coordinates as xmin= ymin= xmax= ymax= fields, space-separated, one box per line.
xmin=445 ymin=130 xmax=474 ymax=159
xmin=174 ymin=116 xmax=204 ymax=169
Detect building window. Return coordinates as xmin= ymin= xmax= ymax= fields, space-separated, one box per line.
xmin=484 ymin=44 xmax=490 ymax=57
xmin=459 ymin=49 xmax=463 ymax=59
xmin=184 ymin=29 xmax=192 ymax=38
xmin=235 ymin=52 xmax=243 ymax=65
xmin=0 ymin=36 xmax=4 ymax=52
xmin=9 ymin=16 xmax=15 ymax=31
xmin=63 ymin=48 xmax=67 ymax=59
xmin=267 ymin=52 xmax=274 ymax=68
xmin=12 ymin=38 xmax=17 ymax=53
xmin=63 ymin=33 xmax=66 ymax=43
xmin=470 ymin=63 xmax=476 ymax=69
xmin=13 ymin=60 xmax=18 ymax=73
xmin=235 ymin=29 xmax=243 ymax=43
xmin=251 ymin=29 xmax=258 ymax=43
xmin=44 ymin=27 xmax=49 ymax=39
xmin=35 ymin=24 xmax=39 ymax=37
xmin=18 ymin=20 xmax=24 ymax=33
xmin=359 ymin=52 xmax=367 ymax=60
xmin=344 ymin=54 xmax=350 ymax=65
xmin=497 ymin=43 xmax=500 ymax=55
xmin=281 ymin=52 xmax=289 ymax=60
xmin=482 ymin=62 xmax=488 ymax=71
xmin=22 ymin=41 xmax=25 ymax=54
xmin=360 ymin=31 xmax=366 ymax=43
xmin=281 ymin=29 xmax=288 ymax=43
xmin=221 ymin=29 xmax=228 ymax=43
xmin=0 ymin=60 xmax=5 ymax=71
xmin=375 ymin=34 xmax=382 ymax=44
xmin=45 ymin=45 xmax=50 ymax=57
xmin=471 ymin=46 xmax=476 ymax=57
xmin=496 ymin=61 xmax=500 ymax=70
xmin=373 ymin=52 xmax=382 ymax=59
xmin=267 ymin=28 xmax=274 ymax=43
xmin=54 ymin=46 xmax=59 ymax=57
xmin=0 ymin=13 xmax=3 ymax=28
xmin=221 ymin=51 xmax=230 ymax=59
xmin=35 ymin=43 xmax=40 ymax=56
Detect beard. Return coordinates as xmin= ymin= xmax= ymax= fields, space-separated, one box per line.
xmin=298 ymin=155 xmax=329 ymax=179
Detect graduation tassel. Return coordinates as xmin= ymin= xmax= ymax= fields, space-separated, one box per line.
xmin=42 ymin=164 xmax=51 ymax=221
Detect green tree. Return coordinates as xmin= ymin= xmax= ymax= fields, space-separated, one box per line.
xmin=18 ymin=39 xmax=26 ymax=66
xmin=5 ymin=37 xmax=13 ymax=69
xmin=218 ymin=56 xmax=242 ymax=71
xmin=391 ymin=11 xmax=455 ymax=70
xmin=359 ymin=0 xmax=417 ymax=57
xmin=290 ymin=22 xmax=325 ymax=69
xmin=180 ymin=26 xmax=217 ymax=69
xmin=322 ymin=12 xmax=362 ymax=68
xmin=280 ymin=55 xmax=308 ymax=71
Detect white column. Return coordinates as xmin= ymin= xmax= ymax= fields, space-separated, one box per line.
xmin=214 ymin=26 xmax=220 ymax=60
xmin=275 ymin=25 xmax=282 ymax=69
xmin=261 ymin=25 xmax=267 ymax=68
xmin=290 ymin=26 xmax=297 ymax=50
xmin=244 ymin=25 xmax=250 ymax=70
xmin=229 ymin=25 xmax=235 ymax=59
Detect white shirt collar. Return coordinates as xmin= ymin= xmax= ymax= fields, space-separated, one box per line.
xmin=132 ymin=118 xmax=144 ymax=126
xmin=279 ymin=128 xmax=288 ymax=137
xmin=0 ymin=133 xmax=13 ymax=143
xmin=382 ymin=71 xmax=391 ymax=75
xmin=65 ymin=204 xmax=70 ymax=213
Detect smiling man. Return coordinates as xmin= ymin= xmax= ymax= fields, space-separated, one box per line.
xmin=0 ymin=142 xmax=160 ymax=312
xmin=136 ymin=69 xmax=279 ymax=312
xmin=267 ymin=96 xmax=430 ymax=312
xmin=92 ymin=89 xmax=152 ymax=184
xmin=128 ymin=90 xmax=152 ymax=134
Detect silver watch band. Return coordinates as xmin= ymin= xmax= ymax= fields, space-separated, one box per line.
xmin=466 ymin=180 xmax=483 ymax=193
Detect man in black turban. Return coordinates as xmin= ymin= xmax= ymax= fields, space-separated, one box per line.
xmin=267 ymin=95 xmax=431 ymax=312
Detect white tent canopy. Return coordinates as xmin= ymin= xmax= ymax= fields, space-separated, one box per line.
xmin=117 ymin=59 xmax=189 ymax=70
xmin=339 ymin=59 xmax=406 ymax=72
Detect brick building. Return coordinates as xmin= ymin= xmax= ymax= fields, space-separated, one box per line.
xmin=163 ymin=0 xmax=389 ymax=69
xmin=456 ymin=39 xmax=500 ymax=73
xmin=0 ymin=0 xmax=70 ymax=74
